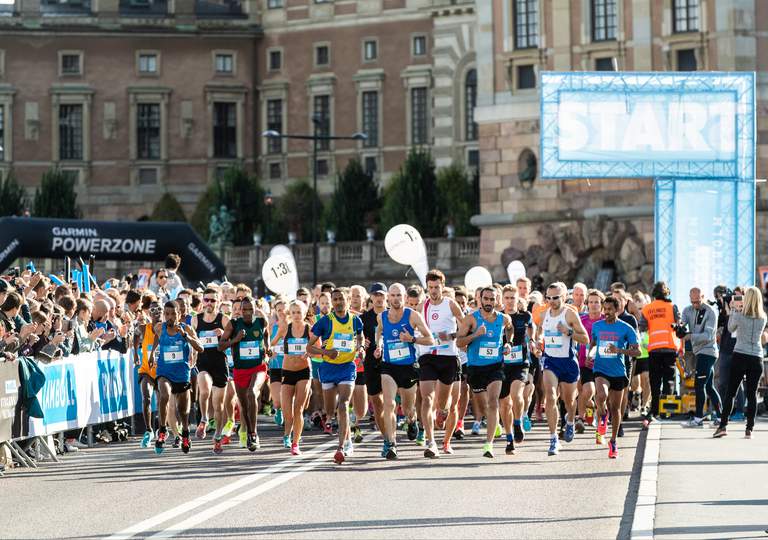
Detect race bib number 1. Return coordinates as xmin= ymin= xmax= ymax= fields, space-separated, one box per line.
xmin=387 ymin=341 xmax=411 ymax=361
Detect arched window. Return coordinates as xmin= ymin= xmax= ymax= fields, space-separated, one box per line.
xmin=465 ymin=69 xmax=478 ymax=141
xmin=518 ymin=148 xmax=537 ymax=189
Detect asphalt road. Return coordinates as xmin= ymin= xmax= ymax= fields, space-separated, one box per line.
xmin=3 ymin=417 xmax=645 ymax=540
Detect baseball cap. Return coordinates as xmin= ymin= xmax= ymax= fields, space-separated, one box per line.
xmin=0 ymin=279 xmax=9 ymax=293
xmin=369 ymin=282 xmax=387 ymax=295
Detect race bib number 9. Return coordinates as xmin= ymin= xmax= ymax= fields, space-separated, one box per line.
xmin=163 ymin=346 xmax=184 ymax=364
xmin=334 ymin=333 xmax=354 ymax=353
xmin=239 ymin=340 xmax=261 ymax=360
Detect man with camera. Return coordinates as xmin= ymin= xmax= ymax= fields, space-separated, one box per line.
xmin=680 ymin=287 xmax=722 ymax=428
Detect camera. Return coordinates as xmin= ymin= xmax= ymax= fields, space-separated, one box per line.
xmin=672 ymin=321 xmax=690 ymax=339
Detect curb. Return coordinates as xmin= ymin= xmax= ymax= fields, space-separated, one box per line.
xmin=630 ymin=421 xmax=661 ymax=539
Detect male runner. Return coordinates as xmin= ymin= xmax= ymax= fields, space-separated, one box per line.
xmin=374 ymin=283 xmax=434 ymax=459
xmin=614 ymin=290 xmax=639 ymax=437
xmin=309 ymin=291 xmax=331 ymax=429
xmin=571 ymin=283 xmax=588 ymax=314
xmin=419 ymin=269 xmax=465 ymax=457
xmin=150 ymin=302 xmax=203 ymax=455
xmin=349 ymin=285 xmax=369 ymax=441
xmin=457 ymin=287 xmax=513 ymax=458
xmin=192 ymin=288 xmax=230 ymax=454
xmin=536 ymin=282 xmax=589 ymax=455
xmin=308 ymin=289 xmax=365 ymax=464
xmin=452 ymin=287 xmax=472 ymax=440
xmin=133 ymin=301 xmax=162 ymax=447
xmin=575 ymin=290 xmax=604 ymax=433
xmin=361 ymin=282 xmax=387 ymax=435
xmin=590 ymin=296 xmax=639 ymax=457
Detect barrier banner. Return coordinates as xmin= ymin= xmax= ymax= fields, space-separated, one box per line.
xmin=0 ymin=360 xmax=20 ymax=443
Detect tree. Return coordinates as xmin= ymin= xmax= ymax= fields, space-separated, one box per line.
xmin=279 ymin=179 xmax=323 ymax=243
xmin=436 ymin=163 xmax=479 ymax=236
xmin=325 ymin=158 xmax=381 ymax=241
xmin=150 ymin=192 xmax=187 ymax=222
xmin=0 ymin=171 xmax=27 ymax=217
xmin=380 ymin=148 xmax=440 ymax=237
xmin=33 ymin=168 xmax=81 ymax=219
xmin=214 ymin=167 xmax=266 ymax=246
xmin=190 ymin=183 xmax=218 ymax=240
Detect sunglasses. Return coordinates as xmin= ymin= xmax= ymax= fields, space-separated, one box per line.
xmin=203 ymin=298 xmax=216 ymax=303
xmin=157 ymin=275 xmax=167 ymax=280
xmin=545 ymin=295 xmax=561 ymax=300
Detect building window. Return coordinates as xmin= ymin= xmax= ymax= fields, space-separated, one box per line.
xmin=267 ymin=0 xmax=282 ymax=7
xmin=59 ymin=104 xmax=83 ymax=161
xmin=412 ymin=35 xmax=427 ymax=56
xmin=363 ymin=40 xmax=378 ymax=62
xmin=138 ymin=168 xmax=158 ymax=185
xmin=513 ymin=0 xmax=538 ymax=49
xmin=364 ymin=156 xmax=377 ymax=177
xmin=213 ymin=102 xmax=237 ymax=158
xmin=676 ymin=48 xmax=697 ymax=71
xmin=361 ymin=90 xmax=378 ymax=148
xmin=467 ymin=149 xmax=479 ymax=171
xmin=60 ymin=53 xmax=82 ymax=76
xmin=313 ymin=94 xmax=330 ymax=151
xmin=269 ymin=162 xmax=281 ymax=179
xmin=673 ymin=0 xmax=699 ymax=33
xmin=137 ymin=103 xmax=161 ymax=160
xmin=0 ymin=105 xmax=4 ymax=161
xmin=595 ymin=57 xmax=615 ymax=71
xmin=465 ymin=69 xmax=477 ymax=142
xmin=591 ymin=0 xmax=617 ymax=41
xmin=268 ymin=49 xmax=282 ymax=71
xmin=315 ymin=44 xmax=330 ymax=67
xmin=138 ymin=53 xmax=158 ymax=74
xmin=410 ymin=87 xmax=428 ymax=145
xmin=517 ymin=64 xmax=536 ymax=89
xmin=215 ymin=53 xmax=234 ymax=74
xmin=315 ymin=158 xmax=329 ymax=176
xmin=266 ymin=98 xmax=283 ymax=154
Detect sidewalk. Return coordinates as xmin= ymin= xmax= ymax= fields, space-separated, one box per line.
xmin=651 ymin=417 xmax=768 ymax=539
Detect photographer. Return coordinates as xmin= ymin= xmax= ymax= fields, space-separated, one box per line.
xmin=716 ymin=287 xmax=746 ymax=420
xmin=680 ymin=288 xmax=721 ymax=428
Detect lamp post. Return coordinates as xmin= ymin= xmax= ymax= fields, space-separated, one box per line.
xmin=262 ymin=122 xmax=366 ymax=286
xmin=264 ymin=189 xmax=273 ymax=242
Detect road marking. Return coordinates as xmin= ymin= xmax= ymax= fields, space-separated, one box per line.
xmin=631 ymin=421 xmax=661 ymax=539
xmin=107 ymin=440 xmax=338 ymax=540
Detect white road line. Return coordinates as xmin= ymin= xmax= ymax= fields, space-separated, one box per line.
xmin=107 ymin=440 xmax=338 ymax=540
xmin=631 ymin=421 xmax=661 ymax=539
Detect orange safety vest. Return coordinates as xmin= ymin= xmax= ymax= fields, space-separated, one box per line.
xmin=641 ymin=300 xmax=679 ymax=351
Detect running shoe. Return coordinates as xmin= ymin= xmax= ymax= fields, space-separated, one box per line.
xmin=522 ymin=414 xmax=532 ymax=433
xmin=744 ymin=429 xmax=752 ymax=439
xmin=453 ymin=427 xmax=465 ymax=440
xmin=253 ymin=435 xmax=261 ymax=449
xmin=172 ymin=436 xmax=181 ymax=449
xmin=239 ymin=429 xmax=247 ymax=448
xmin=207 ymin=418 xmax=216 ymax=433
xmin=505 ymin=440 xmax=515 ymax=455
xmin=575 ymin=418 xmax=585 ymax=434
xmin=424 ymin=441 xmax=439 ymax=459
xmin=195 ymin=421 xmax=207 ymax=440
xmin=513 ymin=423 xmax=525 ymax=444
xmin=548 ymin=437 xmax=559 ymax=456
xmin=221 ymin=433 xmax=231 ymax=445
xmin=436 ymin=409 xmax=447 ymax=430
xmin=471 ymin=421 xmax=481 ymax=436
xmin=617 ymin=424 xmax=625 ymax=438
xmin=282 ymin=435 xmax=291 ymax=449
xmin=494 ymin=423 xmax=503 ymax=438
xmin=681 ymin=417 xmax=704 ymax=428
xmin=154 ymin=431 xmax=167 ymax=455
xmin=291 ymin=443 xmax=301 ymax=455
xmin=608 ymin=440 xmax=618 ymax=459
xmin=222 ymin=419 xmax=234 ymax=435
xmin=406 ymin=421 xmax=419 ymax=441
xmin=482 ymin=442 xmax=494 ymax=458
xmin=598 ymin=415 xmax=608 ymax=436
xmin=343 ymin=439 xmax=354 ymax=457
xmin=584 ymin=407 xmax=595 ymax=426
xmin=415 ymin=427 xmax=426 ymax=446
xmin=385 ymin=443 xmax=398 ymax=460
xmin=213 ymin=437 xmax=223 ymax=455
xmin=712 ymin=426 xmax=727 ymax=438
xmin=333 ymin=447 xmax=345 ymax=464
xmin=564 ymin=422 xmax=575 ymax=443
xmin=596 ymin=432 xmax=604 ymax=445
xmin=353 ymin=425 xmax=364 ymax=444
xmin=181 ymin=436 xmax=191 ymax=454
xmin=304 ymin=415 xmax=313 ymax=430
xmin=441 ymin=443 xmax=454 ymax=455
xmin=247 ymin=433 xmax=257 ymax=452
xmin=381 ymin=440 xmax=391 ymax=458
xmin=311 ymin=411 xmax=322 ymax=428
xmin=275 ymin=409 xmax=284 ymax=426
xmin=323 ymin=422 xmax=333 ymax=436
xmin=140 ymin=430 xmax=153 ymax=448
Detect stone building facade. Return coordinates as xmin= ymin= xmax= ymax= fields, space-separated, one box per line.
xmin=472 ymin=0 xmax=768 ymax=291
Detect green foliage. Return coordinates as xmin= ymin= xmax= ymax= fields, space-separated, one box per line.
xmin=380 ymin=148 xmax=440 ymax=237
xmin=326 ymin=159 xmax=381 ymax=241
xmin=214 ymin=166 xmax=266 ymax=246
xmin=279 ymin=179 xmax=323 ymax=243
xmin=0 ymin=170 xmax=27 ymax=217
xmin=190 ymin=183 xmax=218 ymax=240
xmin=436 ymin=163 xmax=479 ymax=236
xmin=33 ymin=168 xmax=81 ymax=219
xmin=150 ymin=192 xmax=187 ymax=222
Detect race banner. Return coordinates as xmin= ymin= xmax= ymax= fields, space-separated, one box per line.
xmin=0 ymin=360 xmax=20 ymax=443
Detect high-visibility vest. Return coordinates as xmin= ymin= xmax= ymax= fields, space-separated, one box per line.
xmin=641 ymin=300 xmax=679 ymax=351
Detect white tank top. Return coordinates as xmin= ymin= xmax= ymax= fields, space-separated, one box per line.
xmin=542 ymin=307 xmax=574 ymax=360
xmin=423 ymin=298 xmax=459 ymax=356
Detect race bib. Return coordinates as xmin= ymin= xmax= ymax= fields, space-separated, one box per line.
xmin=226 ymin=350 xmax=233 ymax=369
xmin=273 ymin=343 xmax=284 ymax=356
xmin=163 ymin=345 xmax=184 ymax=364
xmin=333 ymin=332 xmax=353 ymax=353
xmin=432 ymin=332 xmax=452 ymax=350
xmin=287 ymin=337 xmax=308 ymax=355
xmin=544 ymin=330 xmax=564 ymax=348
xmin=479 ymin=341 xmax=499 ymax=359
xmin=199 ymin=330 xmax=219 ymax=349
xmin=239 ymin=340 xmax=261 ymax=360
xmin=598 ymin=340 xmax=618 ymax=358
xmin=387 ymin=341 xmax=412 ymax=361
xmin=504 ymin=344 xmax=524 ymax=364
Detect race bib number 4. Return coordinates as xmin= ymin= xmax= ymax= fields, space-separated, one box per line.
xmin=544 ymin=331 xmax=564 ymax=348
xmin=333 ymin=333 xmax=353 ymax=353
xmin=200 ymin=331 xmax=219 ymax=349
xmin=387 ymin=341 xmax=411 ymax=361
xmin=287 ymin=338 xmax=308 ymax=355
xmin=163 ymin=346 xmax=184 ymax=364
xmin=239 ymin=340 xmax=261 ymax=360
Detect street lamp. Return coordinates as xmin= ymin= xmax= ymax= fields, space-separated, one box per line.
xmin=264 ymin=189 xmax=273 ymax=242
xmin=262 ymin=122 xmax=367 ymax=286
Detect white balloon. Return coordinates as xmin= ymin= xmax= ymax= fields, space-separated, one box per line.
xmin=262 ymin=254 xmax=297 ymax=299
xmin=506 ymin=260 xmax=526 ymax=283
xmin=464 ymin=266 xmax=493 ymax=293
xmin=270 ymin=245 xmax=300 ymax=291
xmin=412 ymin=259 xmax=429 ymax=288
xmin=384 ymin=224 xmax=427 ymax=266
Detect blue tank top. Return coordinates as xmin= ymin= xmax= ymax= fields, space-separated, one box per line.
xmin=467 ymin=311 xmax=504 ymax=367
xmin=382 ymin=308 xmax=417 ymax=365
xmin=156 ymin=323 xmax=191 ymax=383
xmin=271 ymin=322 xmax=284 ymax=369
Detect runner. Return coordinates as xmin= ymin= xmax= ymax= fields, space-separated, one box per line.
xmin=418 ymin=269 xmax=465 ymax=457
xmin=269 ymin=297 xmax=288 ymax=432
xmin=614 ymin=290 xmax=639 ymax=437
xmin=218 ymin=296 xmax=271 ymax=451
xmin=575 ymin=290 xmax=604 ymax=434
xmin=452 ymin=286 xmax=471 ymax=440
xmin=349 ymin=285 xmax=369 ymax=442
xmin=590 ymin=296 xmax=639 ymax=457
xmin=500 ymin=284 xmax=536 ymax=455
xmin=537 ymin=282 xmax=589 ymax=456
xmin=374 ymin=283 xmax=435 ymax=460
xmin=571 ymin=283 xmax=588 ymax=314
xmin=133 ymin=300 xmax=162 ymax=447
xmin=276 ymin=300 xmax=313 ymax=455
xmin=308 ymin=288 xmax=365 ymax=464
xmin=192 ymin=288 xmax=230 ymax=454
xmin=309 ymin=291 xmax=331 ymax=430
xmin=361 ymin=283 xmax=387 ymax=435
xmin=150 ymin=301 xmax=204 ymax=455
xmin=457 ymin=287 xmax=513 ymax=458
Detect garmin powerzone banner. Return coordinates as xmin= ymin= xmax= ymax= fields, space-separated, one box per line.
xmin=540 ymin=72 xmax=755 ymax=305
xmin=0 ymin=216 xmax=226 ymax=283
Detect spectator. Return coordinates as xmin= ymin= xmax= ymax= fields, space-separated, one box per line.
xmin=72 ymin=299 xmax=103 ymax=354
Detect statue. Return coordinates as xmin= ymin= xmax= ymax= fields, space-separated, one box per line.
xmin=208 ymin=204 xmax=235 ymax=248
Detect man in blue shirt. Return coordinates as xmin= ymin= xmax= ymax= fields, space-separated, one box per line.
xmin=590 ymin=296 xmax=639 ymax=459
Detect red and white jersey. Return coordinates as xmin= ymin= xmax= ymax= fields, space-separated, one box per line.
xmin=423 ymin=298 xmax=459 ymax=356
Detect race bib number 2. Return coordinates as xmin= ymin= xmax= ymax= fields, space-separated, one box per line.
xmin=240 ymin=340 xmax=261 ymax=360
